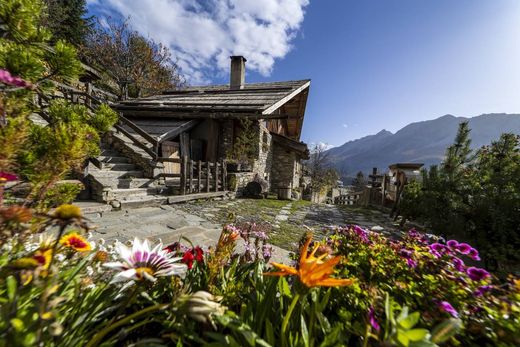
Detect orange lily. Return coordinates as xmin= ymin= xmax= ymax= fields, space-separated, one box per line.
xmin=265 ymin=234 xmax=354 ymax=287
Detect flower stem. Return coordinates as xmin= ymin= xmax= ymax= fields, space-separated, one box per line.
xmin=85 ymin=303 xmax=169 ymax=347
xmin=282 ymin=293 xmax=301 ymax=335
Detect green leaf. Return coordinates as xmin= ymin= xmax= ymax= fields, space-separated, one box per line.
xmin=301 ymin=315 xmax=309 ymax=347
xmin=397 ymin=330 xmax=410 ymax=347
xmin=7 ymin=275 xmax=17 ymax=302
xmin=10 ymin=318 xmax=24 ymax=332
xmin=279 ymin=277 xmax=291 ymax=298
xmin=430 ymin=318 xmax=462 ymax=344
xmin=404 ymin=329 xmax=429 ymax=342
xmin=265 ymin=320 xmax=275 ymax=345
xmin=398 ymin=312 xmax=420 ymax=330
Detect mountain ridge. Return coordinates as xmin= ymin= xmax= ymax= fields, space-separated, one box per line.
xmin=325 ymin=113 xmax=520 ymax=179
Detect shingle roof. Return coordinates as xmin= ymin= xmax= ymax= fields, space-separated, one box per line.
xmin=114 ymin=79 xmax=310 ymax=116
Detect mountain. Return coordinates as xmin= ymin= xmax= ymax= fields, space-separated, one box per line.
xmin=326 ymin=113 xmax=520 ymax=180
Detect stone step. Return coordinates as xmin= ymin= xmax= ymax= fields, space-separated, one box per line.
xmin=100 ymin=149 xmax=121 ymax=157
xmin=105 ymin=163 xmax=138 ymax=171
xmin=98 ymin=156 xmax=131 ymax=164
xmin=90 ymin=170 xmax=144 ymax=179
xmin=118 ymin=195 xmax=168 ymax=209
xmin=96 ymin=178 xmax=158 ymax=189
xmin=110 ymin=187 xmax=168 ymax=201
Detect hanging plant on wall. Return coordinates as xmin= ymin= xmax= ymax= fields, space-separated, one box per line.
xmin=227 ymin=118 xmax=258 ymax=171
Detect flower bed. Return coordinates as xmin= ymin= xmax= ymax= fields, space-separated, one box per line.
xmin=0 ymin=204 xmax=518 ymax=346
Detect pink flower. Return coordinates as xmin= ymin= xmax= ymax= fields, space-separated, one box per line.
xmin=468 ymin=248 xmax=480 ymax=261
xmin=368 ymin=307 xmax=380 ymax=331
xmin=455 ymin=243 xmax=472 ymax=254
xmin=0 ymin=69 xmax=32 ymax=88
xmin=438 ymin=301 xmax=458 ymax=318
xmin=474 ymin=285 xmax=493 ymax=297
xmin=0 ymin=172 xmax=18 ymax=183
xmin=467 ymin=267 xmax=490 ymax=281
xmin=447 ymin=240 xmax=459 ymax=249
xmin=452 ymin=257 xmax=465 ymax=272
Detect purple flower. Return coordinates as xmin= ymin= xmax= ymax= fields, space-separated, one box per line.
xmin=466 ymin=267 xmax=490 ymax=281
xmin=452 ymin=257 xmax=465 ymax=272
xmin=474 ymin=285 xmax=493 ymax=297
xmin=399 ymin=249 xmax=413 ymax=258
xmin=352 ymin=225 xmax=370 ymax=243
xmin=438 ymin=301 xmax=459 ymax=318
xmin=262 ymin=244 xmax=273 ymax=261
xmin=468 ymin=248 xmax=480 ymax=261
xmin=429 ymin=243 xmax=446 ymax=257
xmin=447 ymin=240 xmax=459 ymax=249
xmin=368 ymin=307 xmax=380 ymax=331
xmin=407 ymin=258 xmax=418 ymax=268
xmin=455 ymin=243 xmax=472 ymax=254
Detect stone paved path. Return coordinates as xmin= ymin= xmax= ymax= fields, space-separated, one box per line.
xmin=175 ymin=198 xmax=411 ymax=250
xmin=85 ymin=197 xmax=410 ymax=258
xmin=86 ymin=204 xmax=291 ymax=263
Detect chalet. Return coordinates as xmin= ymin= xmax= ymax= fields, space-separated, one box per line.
xmin=85 ymin=56 xmax=310 ymax=207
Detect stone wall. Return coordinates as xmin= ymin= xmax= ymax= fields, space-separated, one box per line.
xmin=270 ymin=143 xmax=297 ymax=191
xmin=227 ymin=172 xmax=256 ymax=197
xmin=253 ymin=122 xmax=273 ymax=182
xmin=104 ymin=131 xmax=164 ymax=179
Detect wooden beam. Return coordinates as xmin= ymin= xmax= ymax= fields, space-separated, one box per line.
xmin=206 ymin=161 xmax=210 ymax=193
xmin=197 ymin=161 xmax=202 ymax=193
xmin=214 ymin=161 xmax=218 ymax=192
xmin=262 ymin=81 xmax=310 ymax=115
xmin=156 ymin=119 xmax=200 ymax=143
xmin=119 ymin=110 xmax=293 ymax=120
xmin=114 ymin=124 xmax=157 ymax=159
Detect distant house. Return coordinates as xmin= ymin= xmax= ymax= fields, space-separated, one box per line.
xmin=84 ymin=56 xmax=310 ymax=206
xmin=385 ymin=163 xmax=424 ymax=203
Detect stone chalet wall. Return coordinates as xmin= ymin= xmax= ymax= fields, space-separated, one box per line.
xmin=227 ymin=172 xmax=256 ymax=197
xmin=270 ymin=144 xmax=297 ymax=191
xmin=253 ymin=122 xmax=273 ymax=181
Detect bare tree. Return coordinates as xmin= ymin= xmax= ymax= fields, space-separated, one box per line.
xmin=305 ymin=144 xmax=339 ymax=192
xmin=82 ymin=18 xmax=185 ymax=99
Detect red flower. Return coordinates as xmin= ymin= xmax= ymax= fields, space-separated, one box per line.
xmin=182 ymin=251 xmax=195 ymax=269
xmin=181 ymin=246 xmax=204 ymax=269
xmin=193 ymin=246 xmax=204 ymax=262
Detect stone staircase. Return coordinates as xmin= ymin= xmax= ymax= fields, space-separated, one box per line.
xmin=87 ymin=144 xmax=170 ymax=209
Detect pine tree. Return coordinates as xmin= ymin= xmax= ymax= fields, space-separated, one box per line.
xmin=42 ymin=0 xmax=92 ymax=47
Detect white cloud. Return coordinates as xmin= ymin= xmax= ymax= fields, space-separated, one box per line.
xmin=342 ymin=123 xmax=348 ymax=128
xmin=88 ymin=0 xmax=309 ymax=84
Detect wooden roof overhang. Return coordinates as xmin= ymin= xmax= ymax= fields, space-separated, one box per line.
xmin=121 ymin=118 xmax=201 ymax=144
xmin=271 ymin=132 xmax=310 ymax=160
xmin=114 ymin=79 xmax=310 ymax=139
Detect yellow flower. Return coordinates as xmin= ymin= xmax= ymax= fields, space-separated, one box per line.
xmin=265 ymin=234 xmax=354 ymax=288
xmin=33 ymin=248 xmax=53 ymax=269
xmin=53 ymin=204 xmax=82 ymax=220
xmin=60 ymin=232 xmax=91 ymax=252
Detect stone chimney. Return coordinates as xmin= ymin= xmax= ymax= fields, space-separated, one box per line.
xmin=230 ymin=56 xmax=246 ymax=90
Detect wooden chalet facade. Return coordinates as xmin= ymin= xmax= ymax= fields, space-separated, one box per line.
xmin=110 ymin=56 xmax=311 ymax=198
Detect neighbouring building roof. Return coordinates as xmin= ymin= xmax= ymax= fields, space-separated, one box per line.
xmin=388 ymin=163 xmax=424 ymax=170
xmin=271 ymin=132 xmax=310 ymax=159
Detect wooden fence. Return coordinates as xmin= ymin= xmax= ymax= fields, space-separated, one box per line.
xmin=158 ymin=157 xmax=227 ymax=195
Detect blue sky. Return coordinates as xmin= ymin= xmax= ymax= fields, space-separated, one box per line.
xmin=87 ymin=0 xmax=520 ymax=147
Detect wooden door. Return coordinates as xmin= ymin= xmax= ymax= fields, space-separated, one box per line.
xmin=161 ymin=141 xmax=180 ymax=174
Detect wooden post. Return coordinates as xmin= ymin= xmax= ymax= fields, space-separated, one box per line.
xmin=85 ymin=82 xmax=92 ymax=108
xmin=197 ymin=161 xmax=202 ymax=193
xmin=181 ymin=156 xmax=187 ymax=195
xmin=188 ymin=160 xmax=194 ymax=194
xmin=221 ymin=159 xmax=227 ymax=191
xmin=214 ymin=161 xmax=218 ymax=192
xmin=206 ymin=161 xmax=210 ymax=192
